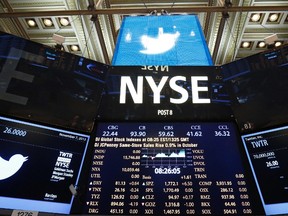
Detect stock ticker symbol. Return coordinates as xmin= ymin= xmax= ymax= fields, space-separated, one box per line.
xmin=0 ymin=154 xmax=28 ymax=180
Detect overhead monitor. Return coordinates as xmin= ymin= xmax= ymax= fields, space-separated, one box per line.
xmin=0 ymin=31 xmax=108 ymax=132
xmin=0 ymin=116 xmax=90 ymax=214
xmin=112 ymin=15 xmax=213 ymax=66
xmin=221 ymin=44 xmax=288 ymax=133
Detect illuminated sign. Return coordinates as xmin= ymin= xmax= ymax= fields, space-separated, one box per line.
xmin=98 ymin=66 xmax=232 ymax=121
xmin=119 ymin=76 xmax=211 ymax=104
xmin=112 ymin=15 xmax=213 ymax=66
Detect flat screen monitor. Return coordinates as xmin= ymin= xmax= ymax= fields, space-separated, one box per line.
xmin=112 ymin=15 xmax=213 ymax=66
xmin=82 ymin=121 xmax=263 ymax=215
xmin=0 ymin=31 xmax=108 ymax=132
xmin=221 ymin=44 xmax=288 ymax=133
xmin=0 ymin=116 xmax=90 ymax=214
xmin=242 ymin=125 xmax=288 ymax=215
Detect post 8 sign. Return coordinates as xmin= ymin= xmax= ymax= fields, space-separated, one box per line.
xmin=98 ymin=66 xmax=232 ymax=121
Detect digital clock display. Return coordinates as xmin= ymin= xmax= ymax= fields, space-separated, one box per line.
xmin=82 ymin=122 xmax=263 ymax=215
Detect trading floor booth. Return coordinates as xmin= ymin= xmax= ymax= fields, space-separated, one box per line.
xmin=0 ymin=14 xmax=288 ymax=216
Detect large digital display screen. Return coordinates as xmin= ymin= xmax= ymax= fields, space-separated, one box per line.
xmin=242 ymin=125 xmax=288 ymax=215
xmin=82 ymin=122 xmax=263 ymax=215
xmin=0 ymin=116 xmax=90 ymax=214
xmin=0 ymin=31 xmax=108 ymax=132
xmin=99 ymin=66 xmax=233 ymax=121
xmin=112 ymin=15 xmax=213 ymax=66
xmin=221 ymin=44 xmax=288 ymax=133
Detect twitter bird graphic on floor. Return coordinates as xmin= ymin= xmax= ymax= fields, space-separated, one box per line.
xmin=0 ymin=154 xmax=28 ymax=180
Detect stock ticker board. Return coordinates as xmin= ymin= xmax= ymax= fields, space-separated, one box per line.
xmin=83 ymin=122 xmax=264 ymax=215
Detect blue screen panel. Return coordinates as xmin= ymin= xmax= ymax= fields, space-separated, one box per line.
xmin=112 ymin=15 xmax=213 ymax=66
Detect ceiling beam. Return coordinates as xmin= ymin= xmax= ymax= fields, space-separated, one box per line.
xmin=88 ymin=0 xmax=110 ymax=64
xmin=212 ymin=15 xmax=228 ymax=63
xmin=1 ymin=0 xmax=29 ymax=38
xmin=105 ymin=0 xmax=117 ymax=45
xmin=203 ymin=0 xmax=213 ymax=36
xmin=0 ymin=6 xmax=288 ymax=18
xmin=92 ymin=16 xmax=111 ymax=64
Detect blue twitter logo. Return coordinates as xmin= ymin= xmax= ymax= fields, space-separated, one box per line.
xmin=0 ymin=154 xmax=28 ymax=180
xmin=140 ymin=27 xmax=180 ymax=55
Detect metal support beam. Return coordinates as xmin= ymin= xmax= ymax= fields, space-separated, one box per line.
xmin=203 ymin=0 xmax=213 ymax=36
xmin=88 ymin=0 xmax=110 ymax=64
xmin=105 ymin=0 xmax=117 ymax=45
xmin=92 ymin=16 xmax=110 ymax=64
xmin=212 ymin=15 xmax=228 ymax=64
xmin=0 ymin=6 xmax=288 ymax=18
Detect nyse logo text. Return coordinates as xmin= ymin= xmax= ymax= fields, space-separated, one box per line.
xmin=120 ymin=76 xmax=211 ymax=104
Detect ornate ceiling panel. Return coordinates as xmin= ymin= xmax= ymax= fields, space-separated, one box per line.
xmin=0 ymin=0 xmax=287 ymax=65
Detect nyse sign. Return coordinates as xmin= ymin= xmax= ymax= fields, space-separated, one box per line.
xmin=98 ymin=65 xmax=231 ymax=121
xmin=119 ymin=75 xmax=211 ymax=104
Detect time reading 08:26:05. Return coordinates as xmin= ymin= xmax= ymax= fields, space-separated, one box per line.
xmin=154 ymin=167 xmax=181 ymax=174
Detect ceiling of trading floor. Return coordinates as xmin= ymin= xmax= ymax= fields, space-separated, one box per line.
xmin=0 ymin=0 xmax=287 ymax=65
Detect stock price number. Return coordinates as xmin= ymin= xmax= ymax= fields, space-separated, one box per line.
xmin=102 ymin=131 xmax=118 ymax=137
xmin=154 ymin=167 xmax=180 ymax=174
xmin=163 ymin=209 xmax=180 ymax=215
xmin=266 ymin=160 xmax=279 ymax=168
xmin=215 ymin=131 xmax=230 ymax=136
xmin=158 ymin=131 xmax=174 ymax=137
xmin=186 ymin=131 xmax=202 ymax=137
xmin=3 ymin=127 xmax=27 ymax=137
xmin=130 ymin=131 xmax=146 ymax=137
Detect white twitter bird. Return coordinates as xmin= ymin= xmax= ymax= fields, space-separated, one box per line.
xmin=0 ymin=154 xmax=28 ymax=180
xmin=140 ymin=27 xmax=180 ymax=55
